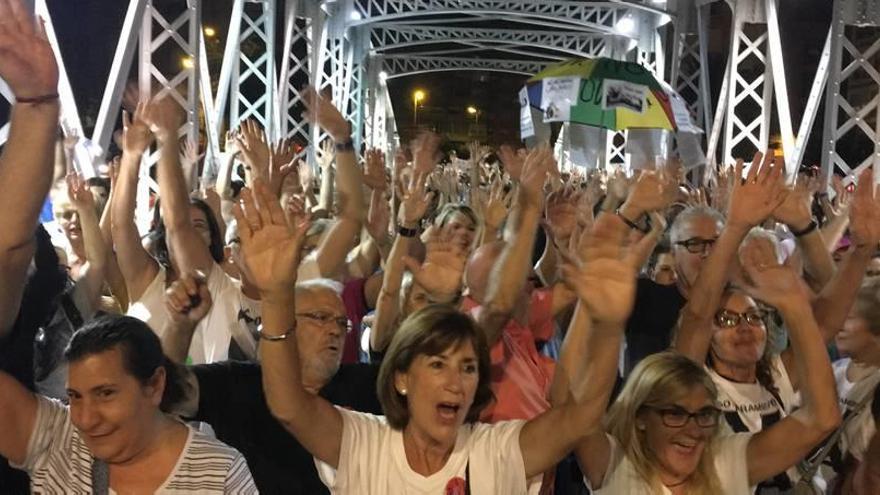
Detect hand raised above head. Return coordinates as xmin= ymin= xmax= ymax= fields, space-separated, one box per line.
xmin=849 ymin=166 xmax=880 ymax=249
xmin=727 ymin=150 xmax=788 ymax=230
xmin=140 ymin=95 xmax=185 ymax=144
xmin=233 ymin=180 xmax=310 ymax=298
xmin=0 ymin=0 xmax=58 ymax=100
xmin=737 ymin=231 xmax=809 ymax=311
xmin=301 ymin=85 xmax=350 ymax=141
xmin=121 ymin=101 xmax=153 ymax=155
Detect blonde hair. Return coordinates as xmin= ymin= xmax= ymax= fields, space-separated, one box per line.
xmin=606 ymin=352 xmax=723 ymax=493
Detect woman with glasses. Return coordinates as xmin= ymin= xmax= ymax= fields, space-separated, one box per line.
xmin=570 ymin=224 xmax=838 ymax=494
xmin=673 ymin=227 xmax=841 ymax=493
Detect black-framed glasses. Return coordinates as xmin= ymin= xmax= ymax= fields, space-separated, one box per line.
xmin=644 ymin=405 xmax=720 ymax=428
xmin=296 ymin=312 xmax=352 ymax=333
xmin=674 ymin=237 xmax=718 ymax=254
xmin=713 ymin=309 xmax=766 ymax=329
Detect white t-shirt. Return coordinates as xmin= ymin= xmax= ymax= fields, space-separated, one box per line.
xmin=14 ymin=396 xmax=257 ymax=494
xmin=587 ymin=432 xmax=754 ymax=494
xmin=708 ymin=354 xmax=802 ymax=492
xmin=832 ymin=359 xmax=879 ymax=462
xmin=315 ymin=407 xmax=542 ymax=494
xmin=126 ymin=263 xmax=257 ymax=363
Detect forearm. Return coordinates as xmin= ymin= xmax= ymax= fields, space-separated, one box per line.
xmin=318 ymin=165 xmax=334 ymax=212
xmin=481 ymin=204 xmax=540 ymax=342
xmin=371 ymin=235 xmax=411 ymax=351
xmin=856 ymin=433 xmax=880 ymax=495
xmin=534 ymin=234 xmax=559 ymax=286
xmin=812 ymin=246 xmax=872 ymax=343
xmin=74 ymin=209 xmax=108 ymax=307
xmin=104 ymin=254 xmax=130 ymax=311
xmin=156 ymin=139 xmax=191 ymax=232
xmin=821 ymin=214 xmax=849 ymax=252
xmin=0 ymin=102 xmax=59 ymax=251
xmin=629 ymin=229 xmax=662 ymax=272
xmin=780 ymin=306 xmax=841 ymax=431
xmin=675 ymin=223 xmax=750 ymax=361
xmin=112 ymin=153 xmax=142 ymax=238
xmin=335 ymin=149 xmax=365 ymax=222
xmin=161 ymin=322 xmax=197 ymax=364
xmin=215 ymin=152 xmax=237 ymax=201
xmin=796 ymin=229 xmax=835 ymax=290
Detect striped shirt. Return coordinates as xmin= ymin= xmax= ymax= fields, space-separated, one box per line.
xmin=14 ymin=396 xmax=257 ymax=494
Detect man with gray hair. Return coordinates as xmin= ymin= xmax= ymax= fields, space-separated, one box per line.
xmin=162 ymin=273 xmax=382 ymax=494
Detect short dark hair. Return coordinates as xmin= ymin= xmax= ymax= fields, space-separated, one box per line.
xmin=377 ymin=304 xmax=494 ymax=429
xmin=64 ymin=315 xmax=184 ymax=412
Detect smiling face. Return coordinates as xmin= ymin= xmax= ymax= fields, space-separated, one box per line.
xmin=709 ymin=292 xmax=767 ymax=369
xmin=395 ymin=340 xmax=479 ymax=447
xmin=67 ymin=347 xmax=163 ymax=463
xmin=639 ymin=385 xmax=717 ymax=484
xmin=295 ymin=288 xmax=348 ymax=386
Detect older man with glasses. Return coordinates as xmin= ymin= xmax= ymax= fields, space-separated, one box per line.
xmin=161 ymin=274 xmax=382 ymax=494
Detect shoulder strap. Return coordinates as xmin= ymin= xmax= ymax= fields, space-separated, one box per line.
xmin=91 ymin=457 xmax=109 ymax=495
xmin=798 ymin=385 xmax=876 ymax=481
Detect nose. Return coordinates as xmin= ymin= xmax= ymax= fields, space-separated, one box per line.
xmin=444 ymin=368 xmax=465 ymax=393
xmin=72 ymin=400 xmax=101 ymax=432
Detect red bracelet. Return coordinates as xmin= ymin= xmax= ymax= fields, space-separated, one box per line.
xmin=17 ymin=93 xmax=59 ymax=105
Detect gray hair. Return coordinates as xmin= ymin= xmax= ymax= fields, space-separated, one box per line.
xmin=669 ymin=206 xmax=725 ymax=243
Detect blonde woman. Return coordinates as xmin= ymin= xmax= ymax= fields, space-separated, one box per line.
xmin=563 ymin=214 xmax=840 ymax=493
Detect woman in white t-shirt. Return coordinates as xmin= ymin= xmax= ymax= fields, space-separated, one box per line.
xmin=571 ymin=211 xmax=839 ymax=494
xmin=0 ymin=315 xmax=257 ymax=493
xmin=240 ymin=184 xmax=633 ymax=494
xmin=112 ymin=98 xmax=249 ymax=363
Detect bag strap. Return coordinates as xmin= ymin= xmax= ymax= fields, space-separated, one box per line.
xmin=797 ymin=385 xmax=876 ymax=482
xmin=91 ymin=457 xmax=109 ymax=495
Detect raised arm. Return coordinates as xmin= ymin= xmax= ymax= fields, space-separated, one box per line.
xmin=304 ymin=89 xmax=364 ymax=278
xmin=674 ymin=152 xmax=786 ymax=362
xmin=111 ymin=103 xmax=160 ymax=301
xmin=478 ymin=147 xmax=553 ymax=346
xmin=66 ymin=173 xmax=108 ymax=312
xmin=808 ymin=167 xmax=880 ymax=346
xmin=98 ymin=159 xmax=130 ymax=311
xmin=772 ymin=175 xmax=835 ymax=290
xmin=161 ymin=270 xmax=212 ymax=364
xmin=520 ymin=212 xmax=637 ymax=479
xmin=142 ymin=96 xmax=215 ymax=274
xmin=370 ymin=172 xmax=432 ymax=353
xmin=0 ymin=0 xmax=60 ymax=338
xmin=235 ymin=180 xmax=343 ymax=467
xmin=740 ymin=235 xmax=841 ymax=485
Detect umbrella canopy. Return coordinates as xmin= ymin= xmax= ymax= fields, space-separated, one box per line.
xmin=523 ymin=57 xmax=696 ymax=133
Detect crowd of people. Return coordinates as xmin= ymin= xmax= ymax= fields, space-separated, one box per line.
xmin=0 ymin=0 xmax=878 ymax=493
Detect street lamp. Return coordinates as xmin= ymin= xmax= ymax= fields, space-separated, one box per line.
xmin=203 ymin=26 xmax=216 ymax=37
xmin=467 ymin=105 xmax=479 ymax=125
xmin=413 ymin=89 xmax=426 ymax=126
xmin=181 ymin=56 xmax=194 ymax=69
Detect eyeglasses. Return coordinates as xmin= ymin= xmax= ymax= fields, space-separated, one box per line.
xmin=296 ymin=312 xmax=352 ymax=333
xmin=674 ymin=237 xmax=718 ymax=254
xmin=713 ymin=309 xmax=766 ymax=328
xmin=644 ymin=405 xmax=720 ymax=428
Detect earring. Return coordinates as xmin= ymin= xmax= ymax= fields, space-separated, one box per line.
xmin=637 ymin=423 xmax=646 ymax=431
xmin=399 ymin=388 xmax=407 ymax=396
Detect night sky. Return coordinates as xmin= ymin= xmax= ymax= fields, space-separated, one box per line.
xmin=47 ymin=0 xmax=833 ymax=159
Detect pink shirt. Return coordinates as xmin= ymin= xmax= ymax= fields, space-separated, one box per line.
xmin=464 ymin=288 xmax=556 ymax=423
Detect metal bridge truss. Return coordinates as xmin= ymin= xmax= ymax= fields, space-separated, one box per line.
xmin=6 ymin=0 xmax=877 ymax=222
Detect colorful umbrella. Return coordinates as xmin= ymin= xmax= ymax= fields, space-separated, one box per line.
xmin=522 ymin=57 xmax=699 ymax=133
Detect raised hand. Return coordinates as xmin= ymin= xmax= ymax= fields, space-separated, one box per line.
xmin=224 ymin=130 xmax=238 ymax=155
xmin=0 ymin=0 xmax=58 ymax=99
xmin=236 ymin=119 xmax=270 ymax=181
xmin=66 ymin=172 xmax=95 ymax=212
xmin=483 ymin=176 xmax=513 ymax=232
xmin=366 ymin=189 xmax=391 ymax=243
xmin=726 ymin=150 xmax=788 ymax=230
xmin=140 ymin=95 xmax=185 ymax=144
xmin=316 ymin=140 xmax=334 ymax=171
xmin=518 ymin=146 xmax=556 ymax=210
xmin=560 ymin=213 xmax=636 ymax=326
xmin=302 ymin=85 xmax=350 ymax=141
xmin=849 ymin=167 xmax=880 ymax=249
xmin=164 ymin=270 xmax=212 ymax=326
xmin=545 ymin=184 xmax=581 ymax=242
xmin=411 ymin=131 xmax=442 ymax=176
xmin=820 ymin=175 xmax=853 ymax=221
xmin=234 ymin=180 xmax=310 ymax=297
xmin=121 ymin=101 xmax=153 ymax=155
xmin=403 ymin=227 xmax=467 ymax=300
xmin=364 ymin=148 xmax=388 ymax=191
xmin=624 ymin=169 xmax=678 ymax=214
xmin=738 ymin=232 xmax=810 ymax=312
xmin=399 ymin=172 xmax=433 ymax=228
xmin=267 ymin=141 xmax=298 ymax=197
xmin=498 ymin=144 xmax=524 ymax=181
xmin=771 ymin=174 xmax=814 ymax=231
